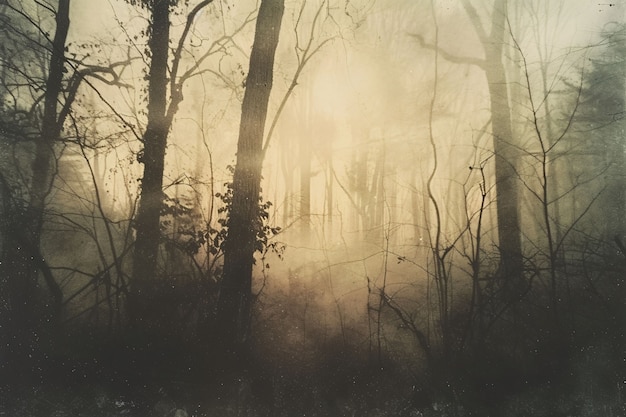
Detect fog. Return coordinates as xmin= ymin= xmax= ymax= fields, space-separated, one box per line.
xmin=1 ymin=0 xmax=626 ymax=415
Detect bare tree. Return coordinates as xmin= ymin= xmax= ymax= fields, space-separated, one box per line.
xmin=0 ymin=0 xmax=70 ymax=332
xmin=412 ymin=0 xmax=523 ymax=286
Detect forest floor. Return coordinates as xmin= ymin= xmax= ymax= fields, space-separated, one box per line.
xmin=1 ymin=367 xmax=624 ymax=417
xmin=1 ymin=329 xmax=624 ymax=416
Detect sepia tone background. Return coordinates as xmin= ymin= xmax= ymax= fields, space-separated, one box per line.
xmin=0 ymin=0 xmax=624 ymax=415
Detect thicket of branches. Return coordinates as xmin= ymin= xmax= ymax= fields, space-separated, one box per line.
xmin=0 ymin=1 xmax=624 ymax=416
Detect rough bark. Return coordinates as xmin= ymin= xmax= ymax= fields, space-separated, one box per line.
xmin=129 ymin=0 xmax=171 ymax=325
xmin=127 ymin=0 xmax=214 ymax=327
xmin=216 ymin=0 xmax=285 ymax=354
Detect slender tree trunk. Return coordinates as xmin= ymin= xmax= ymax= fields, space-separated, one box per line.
xmin=325 ymin=156 xmax=333 ymax=230
xmin=300 ymin=130 xmax=312 ymax=238
xmin=0 ymin=0 xmax=70 ymax=382
xmin=8 ymin=0 xmax=70 ymax=327
xmin=372 ymin=147 xmax=385 ymax=241
xmin=216 ymin=0 xmax=284 ymax=355
xmin=130 ymin=0 xmax=170 ymax=325
xmin=281 ymin=155 xmax=294 ymax=225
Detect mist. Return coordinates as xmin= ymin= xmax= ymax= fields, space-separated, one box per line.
xmin=1 ymin=0 xmax=625 ymax=416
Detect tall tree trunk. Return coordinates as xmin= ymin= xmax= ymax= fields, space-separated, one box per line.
xmin=485 ymin=65 xmax=522 ymax=285
xmin=129 ymin=0 xmax=170 ymax=325
xmin=325 ymin=156 xmax=334 ymax=231
xmin=462 ymin=0 xmax=522 ymax=284
xmin=486 ymin=0 xmax=523 ymax=285
xmin=1 ymin=0 xmax=69 ymax=381
xmin=216 ymin=0 xmax=284 ymax=355
xmin=8 ymin=0 xmax=70 ymax=328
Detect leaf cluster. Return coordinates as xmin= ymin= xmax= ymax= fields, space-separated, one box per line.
xmin=216 ymin=166 xmax=283 ymax=259
xmin=124 ymin=0 xmax=192 ymax=10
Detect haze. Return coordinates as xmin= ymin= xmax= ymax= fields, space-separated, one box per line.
xmin=1 ymin=0 xmax=625 ymax=415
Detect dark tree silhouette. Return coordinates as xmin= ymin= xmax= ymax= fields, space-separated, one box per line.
xmin=216 ymin=0 xmax=285 ymax=355
xmin=0 ymin=0 xmax=72 ymax=384
xmin=1 ymin=0 xmax=69 ymax=331
xmin=129 ymin=0 xmax=213 ymax=326
xmin=573 ymin=22 xmax=626 ymax=238
xmin=128 ymin=0 xmax=172 ymax=325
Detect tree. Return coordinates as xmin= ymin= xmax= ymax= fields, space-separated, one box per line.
xmin=572 ymin=22 xmax=626 ymax=239
xmin=216 ymin=0 xmax=285 ymax=355
xmin=0 ymin=0 xmax=77 ymax=384
xmin=128 ymin=0 xmax=214 ymax=326
xmin=508 ymin=15 xmax=591 ymax=325
xmin=267 ymin=0 xmax=340 ymax=239
xmin=462 ymin=0 xmax=523 ymax=286
xmin=0 ymin=0 xmax=139 ymax=341
xmin=412 ymin=0 xmax=523 ymax=286
xmin=128 ymin=0 xmax=172 ymax=324
xmin=1 ymin=0 xmax=69 ymax=335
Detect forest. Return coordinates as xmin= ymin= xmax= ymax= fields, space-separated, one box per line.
xmin=0 ymin=0 xmax=625 ymax=416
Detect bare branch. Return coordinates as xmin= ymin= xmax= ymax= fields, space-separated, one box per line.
xmin=170 ymin=0 xmax=214 ymax=94
xmin=177 ymin=8 xmax=257 ymax=85
xmin=408 ymin=33 xmax=485 ymax=68
xmin=548 ymin=64 xmax=585 ymax=153
xmin=262 ymin=0 xmax=335 ymax=157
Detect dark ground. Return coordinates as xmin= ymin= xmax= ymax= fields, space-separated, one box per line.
xmin=1 ymin=326 xmax=625 ymax=417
